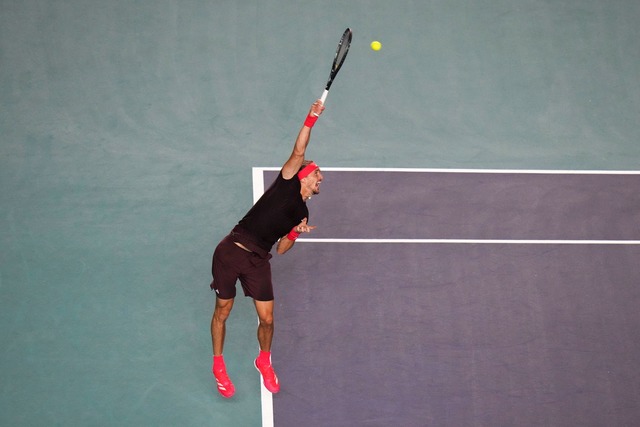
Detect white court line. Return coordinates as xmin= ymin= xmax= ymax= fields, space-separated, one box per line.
xmin=252 ymin=168 xmax=274 ymax=427
xmin=253 ymin=167 xmax=640 ymax=427
xmin=255 ymin=166 xmax=640 ymax=174
xmin=258 ymin=359 xmax=274 ymax=427
xmin=297 ymin=238 xmax=640 ymax=245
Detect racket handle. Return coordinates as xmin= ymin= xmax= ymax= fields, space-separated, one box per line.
xmin=320 ymin=89 xmax=329 ymax=104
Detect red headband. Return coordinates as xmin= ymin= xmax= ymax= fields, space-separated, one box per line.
xmin=297 ymin=162 xmax=319 ymax=180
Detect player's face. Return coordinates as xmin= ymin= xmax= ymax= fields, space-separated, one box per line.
xmin=306 ymin=168 xmax=323 ymax=195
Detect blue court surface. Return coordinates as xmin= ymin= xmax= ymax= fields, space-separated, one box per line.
xmin=262 ymin=168 xmax=640 ymax=427
xmin=3 ymin=1 xmax=640 ymax=426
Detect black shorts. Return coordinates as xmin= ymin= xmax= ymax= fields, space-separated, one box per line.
xmin=210 ymin=234 xmax=274 ymax=301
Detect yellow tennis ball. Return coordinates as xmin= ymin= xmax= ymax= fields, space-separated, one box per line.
xmin=370 ymin=41 xmax=382 ymax=51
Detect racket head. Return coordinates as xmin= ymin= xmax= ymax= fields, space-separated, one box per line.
xmin=325 ymin=28 xmax=352 ymax=90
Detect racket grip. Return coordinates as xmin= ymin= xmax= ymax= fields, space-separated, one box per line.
xmin=320 ymin=89 xmax=329 ymax=104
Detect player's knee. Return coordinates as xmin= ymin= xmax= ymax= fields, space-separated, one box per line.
xmin=259 ymin=314 xmax=274 ymax=328
xmin=214 ymin=303 xmax=233 ymax=322
xmin=213 ymin=310 xmax=229 ymax=324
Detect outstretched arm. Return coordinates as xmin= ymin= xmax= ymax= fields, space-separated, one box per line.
xmin=281 ymin=100 xmax=325 ymax=180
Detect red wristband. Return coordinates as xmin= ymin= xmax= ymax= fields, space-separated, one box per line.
xmin=287 ymin=229 xmax=300 ymax=241
xmin=304 ymin=114 xmax=318 ymax=128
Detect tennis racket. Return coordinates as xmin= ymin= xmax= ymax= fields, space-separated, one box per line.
xmin=319 ymin=28 xmax=353 ymax=104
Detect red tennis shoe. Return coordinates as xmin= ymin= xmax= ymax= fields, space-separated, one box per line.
xmin=254 ymin=357 xmax=280 ymax=394
xmin=213 ymin=366 xmax=235 ymax=398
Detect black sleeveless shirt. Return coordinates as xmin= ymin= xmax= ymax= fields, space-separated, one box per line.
xmin=235 ymin=171 xmax=309 ymax=252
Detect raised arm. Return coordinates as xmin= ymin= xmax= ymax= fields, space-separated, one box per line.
xmin=281 ymin=100 xmax=325 ymax=180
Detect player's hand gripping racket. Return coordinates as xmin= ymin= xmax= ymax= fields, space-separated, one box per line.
xmin=319 ymin=28 xmax=352 ymax=104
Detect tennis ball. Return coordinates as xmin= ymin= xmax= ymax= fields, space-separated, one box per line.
xmin=370 ymin=41 xmax=382 ymax=51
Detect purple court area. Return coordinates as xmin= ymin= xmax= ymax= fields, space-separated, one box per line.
xmin=264 ymin=169 xmax=640 ymax=427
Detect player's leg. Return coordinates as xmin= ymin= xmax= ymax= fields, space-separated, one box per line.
xmin=211 ymin=296 xmax=236 ymax=398
xmin=211 ymin=296 xmax=235 ymax=355
xmin=210 ymin=235 xmax=243 ymax=398
xmin=254 ymin=299 xmax=280 ymax=393
xmin=254 ymin=299 xmax=274 ymax=352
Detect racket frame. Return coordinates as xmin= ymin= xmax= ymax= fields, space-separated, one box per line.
xmin=320 ymin=28 xmax=352 ymax=103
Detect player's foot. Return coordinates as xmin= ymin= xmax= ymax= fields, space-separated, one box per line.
xmin=254 ymin=357 xmax=280 ymax=394
xmin=213 ymin=366 xmax=235 ymax=398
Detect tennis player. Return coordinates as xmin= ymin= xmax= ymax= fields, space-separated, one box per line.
xmin=210 ymin=100 xmax=325 ymax=398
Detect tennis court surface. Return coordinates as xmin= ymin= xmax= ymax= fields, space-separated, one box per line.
xmin=260 ymin=168 xmax=640 ymax=427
